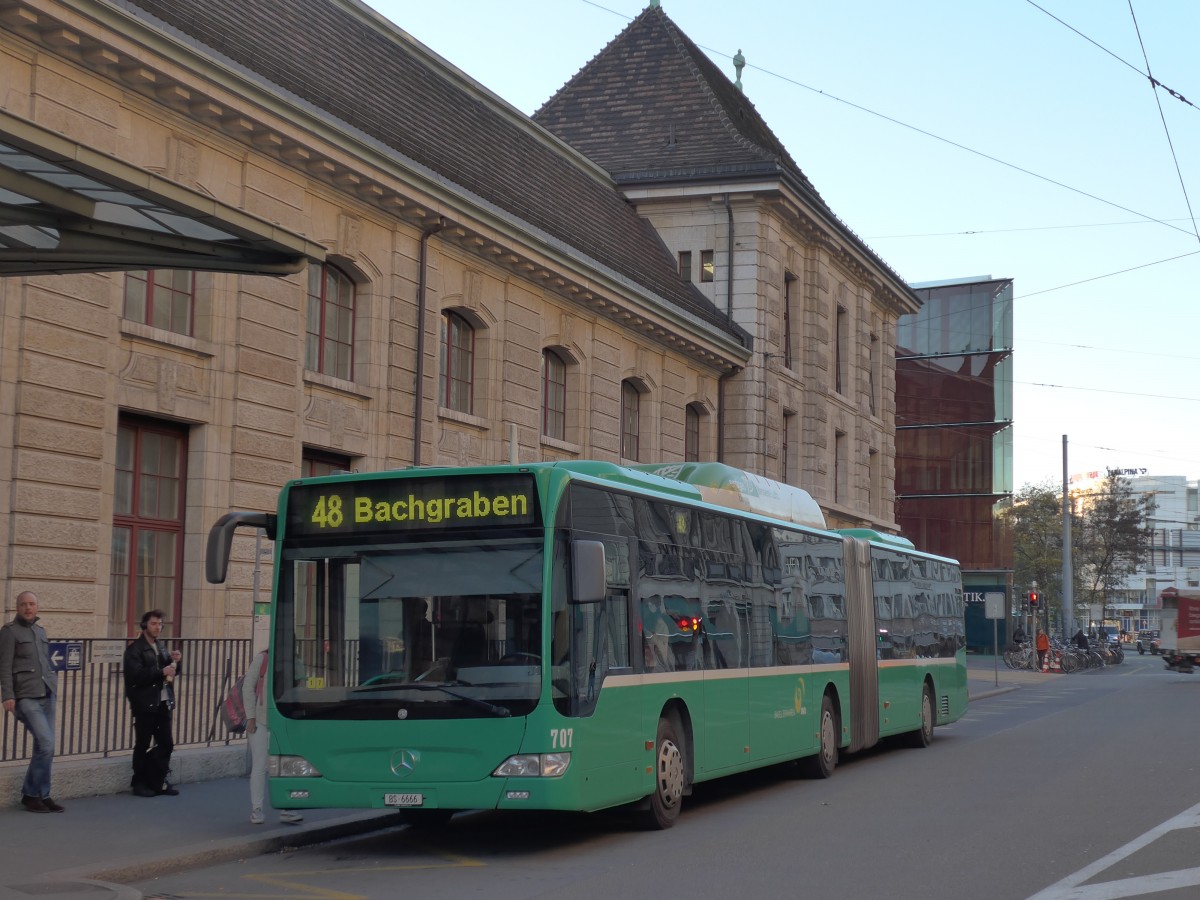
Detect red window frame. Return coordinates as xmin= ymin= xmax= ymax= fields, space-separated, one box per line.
xmin=543 ymin=350 xmax=567 ymax=440
xmin=621 ymin=381 xmax=640 ymax=460
xmin=441 ymin=311 xmax=475 ymax=414
xmin=109 ymin=417 xmax=187 ymax=638
xmin=783 ymin=272 xmax=795 ymax=369
xmin=303 ymin=449 xmax=353 ymax=479
xmin=306 ymin=263 xmax=355 ymax=380
xmin=685 ymin=405 xmax=700 ymax=462
xmin=124 ymin=269 xmax=196 ymax=336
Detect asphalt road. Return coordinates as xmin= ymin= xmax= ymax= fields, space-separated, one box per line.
xmin=133 ymin=653 xmax=1200 ymax=900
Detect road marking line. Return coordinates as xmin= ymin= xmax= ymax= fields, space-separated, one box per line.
xmin=1027 ymin=801 xmax=1200 ymax=899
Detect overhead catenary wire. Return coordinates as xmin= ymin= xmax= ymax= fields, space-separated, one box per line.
xmin=581 ymin=0 xmax=1197 ymax=240
xmin=1024 ymin=0 xmax=1196 ymax=112
xmin=869 ymin=217 xmax=1197 ymax=240
xmin=719 ymin=58 xmax=1197 ymax=241
xmin=1125 ymin=0 xmax=1200 ymax=246
xmin=572 ymin=0 xmax=1199 ymax=478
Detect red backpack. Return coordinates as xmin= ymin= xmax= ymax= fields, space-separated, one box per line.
xmin=220 ymin=653 xmax=266 ymax=734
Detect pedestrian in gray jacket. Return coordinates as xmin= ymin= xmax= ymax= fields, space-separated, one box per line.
xmin=0 ymin=591 xmax=63 ymax=812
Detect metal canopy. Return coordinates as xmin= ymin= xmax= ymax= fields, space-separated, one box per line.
xmin=0 ymin=111 xmax=323 ymax=277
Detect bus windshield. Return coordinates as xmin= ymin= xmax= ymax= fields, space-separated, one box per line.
xmin=274 ymin=537 xmax=544 ymax=720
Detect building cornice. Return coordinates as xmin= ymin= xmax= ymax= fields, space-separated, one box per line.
xmin=620 ymin=176 xmax=919 ymax=320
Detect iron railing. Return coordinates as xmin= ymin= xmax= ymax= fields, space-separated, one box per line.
xmin=1 ymin=638 xmax=252 ymax=763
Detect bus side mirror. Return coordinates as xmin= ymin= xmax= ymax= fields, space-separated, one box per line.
xmin=206 ymin=512 xmax=275 ymax=583
xmin=571 ymin=540 xmax=606 ymax=604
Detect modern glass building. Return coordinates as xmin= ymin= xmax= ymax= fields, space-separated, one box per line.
xmin=895 ymin=277 xmax=1014 ymax=651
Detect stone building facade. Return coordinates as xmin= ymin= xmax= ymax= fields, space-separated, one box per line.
xmin=0 ymin=0 xmax=918 ymax=641
xmin=532 ymin=7 xmax=919 ymax=528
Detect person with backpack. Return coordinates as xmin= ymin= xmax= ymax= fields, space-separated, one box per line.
xmin=242 ymin=648 xmax=303 ymax=825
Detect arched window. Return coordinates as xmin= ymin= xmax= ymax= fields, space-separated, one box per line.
xmin=306 ymin=263 xmax=355 ymax=380
xmin=685 ymin=404 xmax=701 ymax=462
xmin=621 ymin=380 xmax=640 ymax=461
xmin=440 ymin=311 xmax=475 ymax=414
xmin=542 ymin=349 xmax=567 ymax=440
xmin=124 ymin=269 xmax=195 ymax=336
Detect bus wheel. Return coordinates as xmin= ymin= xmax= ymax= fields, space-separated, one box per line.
xmin=908 ymin=683 xmax=934 ymax=748
xmin=646 ymin=717 xmax=685 ymax=829
xmin=800 ymin=695 xmax=838 ymax=779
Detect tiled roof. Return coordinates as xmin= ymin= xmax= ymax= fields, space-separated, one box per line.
xmin=534 ymin=6 xmax=821 ymax=196
xmin=533 ymin=6 xmax=914 ymax=296
xmin=117 ymin=0 xmax=750 ymax=345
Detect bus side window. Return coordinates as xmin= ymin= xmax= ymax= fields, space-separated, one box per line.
xmin=563 ymin=589 xmax=630 ymax=716
xmin=642 ymin=595 xmax=673 ymax=672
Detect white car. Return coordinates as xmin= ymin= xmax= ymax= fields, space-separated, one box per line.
xmin=1136 ymin=630 xmax=1160 ymax=655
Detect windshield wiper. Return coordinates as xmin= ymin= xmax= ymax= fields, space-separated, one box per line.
xmin=354 ymin=681 xmax=511 ymax=717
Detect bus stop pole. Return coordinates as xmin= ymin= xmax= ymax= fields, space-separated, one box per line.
xmin=985 ymin=592 xmax=1004 ymax=688
xmin=992 ymin=618 xmax=998 ymax=686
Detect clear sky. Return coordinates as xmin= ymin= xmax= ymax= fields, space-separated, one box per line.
xmin=364 ymin=0 xmax=1200 ymax=491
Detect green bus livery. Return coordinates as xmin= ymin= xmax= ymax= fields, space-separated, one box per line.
xmin=206 ymin=460 xmax=967 ymax=828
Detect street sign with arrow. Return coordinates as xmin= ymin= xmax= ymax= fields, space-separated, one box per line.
xmin=48 ymin=641 xmax=83 ymax=671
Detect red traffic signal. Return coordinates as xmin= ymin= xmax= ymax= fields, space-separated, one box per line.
xmin=1029 ymin=591 xmax=1040 ymax=607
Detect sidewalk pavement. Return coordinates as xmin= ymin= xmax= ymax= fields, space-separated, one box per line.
xmin=967 ymin=652 xmax=1042 ymax=700
xmin=0 ymin=655 xmax=1031 ymax=900
xmin=0 ymin=774 xmax=402 ymax=900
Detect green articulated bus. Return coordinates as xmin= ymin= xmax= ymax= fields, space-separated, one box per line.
xmin=206 ymin=460 xmax=967 ymax=829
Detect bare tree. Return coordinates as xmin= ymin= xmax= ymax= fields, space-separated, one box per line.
xmin=1073 ymin=472 xmax=1155 ymax=617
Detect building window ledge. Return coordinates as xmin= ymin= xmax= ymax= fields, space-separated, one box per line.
xmin=540 ymin=435 xmax=581 ymax=455
xmin=303 ymin=370 xmax=370 ymax=400
xmin=120 ymin=321 xmax=213 ymax=359
xmin=438 ymin=407 xmax=488 ymax=430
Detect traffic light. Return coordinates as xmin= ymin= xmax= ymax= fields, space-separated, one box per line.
xmin=1029 ymin=591 xmax=1040 ymax=608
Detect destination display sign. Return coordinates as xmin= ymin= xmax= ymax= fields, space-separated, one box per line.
xmin=285 ymin=473 xmax=539 ymax=537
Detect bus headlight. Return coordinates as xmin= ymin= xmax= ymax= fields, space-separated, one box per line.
xmin=492 ymin=752 xmax=571 ymax=778
xmin=269 ymin=754 xmax=322 ymax=777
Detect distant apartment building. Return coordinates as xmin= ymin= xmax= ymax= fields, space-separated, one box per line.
xmin=894 ymin=278 xmax=1015 ymax=650
xmin=1070 ymin=472 xmax=1200 ymax=633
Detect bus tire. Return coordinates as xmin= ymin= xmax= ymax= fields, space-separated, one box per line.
xmin=907 ymin=683 xmax=934 ymax=748
xmin=800 ymin=695 xmax=838 ymax=779
xmin=645 ymin=717 xmax=685 ymax=829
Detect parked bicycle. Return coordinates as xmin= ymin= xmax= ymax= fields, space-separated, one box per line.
xmin=1002 ymin=635 xmax=1123 ymax=674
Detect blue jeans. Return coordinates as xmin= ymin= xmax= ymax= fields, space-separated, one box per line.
xmin=14 ymin=694 xmax=56 ymax=798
